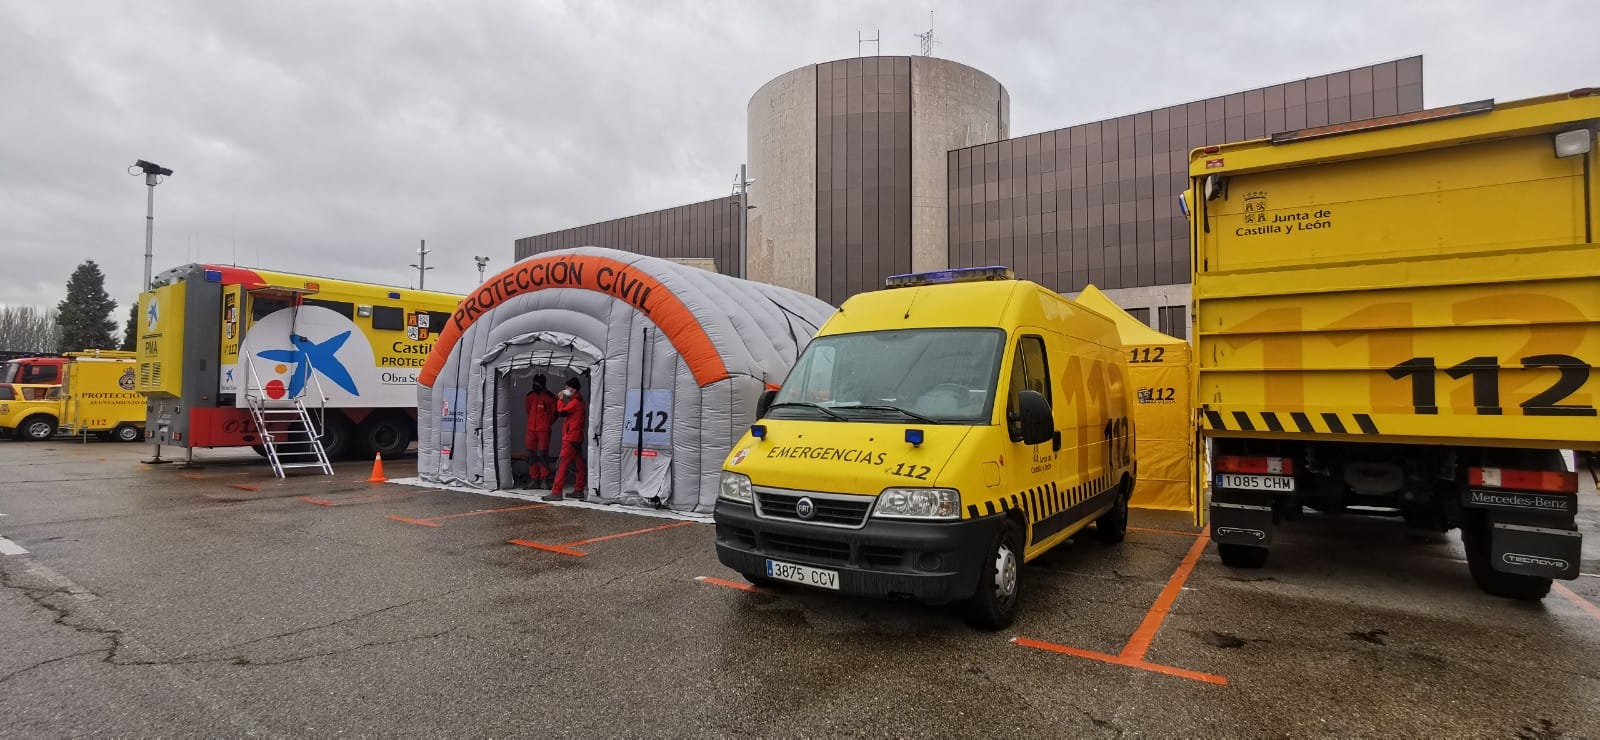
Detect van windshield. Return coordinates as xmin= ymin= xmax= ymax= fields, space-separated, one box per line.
xmin=769 ymin=328 xmax=1006 ymax=424
xmin=0 ymin=363 xmax=17 ymax=384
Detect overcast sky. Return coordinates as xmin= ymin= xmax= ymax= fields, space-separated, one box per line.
xmin=2 ymin=0 xmax=1596 ymax=316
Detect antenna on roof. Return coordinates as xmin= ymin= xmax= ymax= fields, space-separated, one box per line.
xmin=915 ymin=11 xmax=939 ymax=57
xmin=858 ymin=29 xmax=880 ymax=57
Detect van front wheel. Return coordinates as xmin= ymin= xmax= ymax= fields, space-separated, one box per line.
xmin=1094 ymin=482 xmax=1129 ymax=544
xmin=20 ymin=415 xmax=56 ymax=441
xmin=965 ymin=518 xmax=1023 ymax=630
xmin=1218 ymin=543 xmax=1269 ymax=569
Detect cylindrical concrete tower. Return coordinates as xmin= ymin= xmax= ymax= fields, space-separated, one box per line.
xmin=747 ymin=56 xmax=1008 ymax=304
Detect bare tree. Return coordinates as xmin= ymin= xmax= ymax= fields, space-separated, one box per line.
xmin=0 ymin=305 xmax=62 ymax=353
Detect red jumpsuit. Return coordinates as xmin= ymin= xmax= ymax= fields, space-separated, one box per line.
xmin=524 ymin=389 xmax=558 ymax=479
xmin=550 ymin=392 xmax=587 ymax=495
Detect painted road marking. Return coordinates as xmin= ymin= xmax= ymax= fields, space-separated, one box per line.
xmin=388 ymin=503 xmax=548 ymax=527
xmin=229 ymin=484 xmax=260 ymax=492
xmin=299 ymin=488 xmax=444 ymax=507
xmin=0 ymin=536 xmax=29 ymax=556
xmin=1014 ymin=533 xmax=1225 ymax=685
xmin=1128 ymin=526 xmax=1203 ymax=537
xmin=510 ymin=520 xmax=699 ymax=557
xmin=1553 ymin=583 xmax=1600 ymax=622
xmin=695 ymin=575 xmax=766 ymax=593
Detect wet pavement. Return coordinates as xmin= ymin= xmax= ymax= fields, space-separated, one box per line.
xmin=0 ymin=441 xmax=1596 ymax=736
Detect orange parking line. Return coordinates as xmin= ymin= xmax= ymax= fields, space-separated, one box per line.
xmin=509 ymin=520 xmax=699 ymax=557
xmin=508 ymin=539 xmax=587 ymax=557
xmin=386 ymin=503 xmax=547 ymax=528
xmin=229 ymin=484 xmax=260 ymax=492
xmin=297 ymin=497 xmax=336 ymax=507
xmin=567 ymin=520 xmax=696 ymax=546
xmin=1554 ymin=583 xmax=1600 ymax=622
xmin=1120 ymin=533 xmax=1210 ymax=661
xmin=387 ymin=515 xmax=442 ymax=528
xmin=300 ymin=488 xmax=444 ymax=506
xmin=1128 ymin=526 xmax=1202 ymax=537
xmin=695 ymin=575 xmax=763 ymax=593
xmin=1012 ymin=637 xmax=1228 ymax=685
xmin=180 ymin=473 xmax=205 ymax=480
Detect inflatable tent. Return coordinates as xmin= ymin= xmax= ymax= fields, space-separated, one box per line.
xmin=1074 ymin=286 xmax=1197 ymax=515
xmin=416 ymin=247 xmax=836 ymax=514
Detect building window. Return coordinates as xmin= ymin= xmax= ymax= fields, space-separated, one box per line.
xmin=1127 ymin=307 xmax=1151 ymax=328
xmin=1158 ymin=305 xmax=1187 ymax=340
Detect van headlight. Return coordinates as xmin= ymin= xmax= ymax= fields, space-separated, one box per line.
xmin=719 ymin=471 xmax=753 ymax=503
xmin=873 ymin=488 xmax=960 ymax=520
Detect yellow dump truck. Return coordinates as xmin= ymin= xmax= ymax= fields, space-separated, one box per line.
xmin=1189 ymin=89 xmax=1599 ymax=600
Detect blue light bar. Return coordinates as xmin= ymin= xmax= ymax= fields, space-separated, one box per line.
xmin=388 ymin=291 xmax=401 ymax=299
xmin=905 ymin=429 xmax=924 ymax=447
xmin=750 ymin=424 xmax=767 ymax=439
xmin=884 ymin=265 xmax=1013 ymax=289
xmin=204 ymin=269 xmax=223 ymax=283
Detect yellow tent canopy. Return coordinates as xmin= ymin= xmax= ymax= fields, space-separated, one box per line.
xmin=1074 ymin=286 xmax=1197 ymax=516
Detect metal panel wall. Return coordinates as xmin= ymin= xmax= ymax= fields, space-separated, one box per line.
xmin=815 ymin=57 xmax=912 ymax=305
xmin=947 ymin=57 xmax=1425 ymax=292
xmin=513 ymin=196 xmax=741 ymax=274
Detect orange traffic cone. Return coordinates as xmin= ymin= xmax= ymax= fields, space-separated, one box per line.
xmin=367 ymin=452 xmax=387 ymax=483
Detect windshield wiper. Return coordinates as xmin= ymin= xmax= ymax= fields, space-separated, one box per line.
xmin=766 ymin=401 xmax=845 ymax=420
xmin=844 ymin=404 xmax=939 ymax=423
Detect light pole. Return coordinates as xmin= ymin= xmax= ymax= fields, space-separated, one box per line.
xmin=409 ymin=239 xmax=434 ymax=290
xmin=473 ymin=255 xmax=490 ymax=285
xmin=129 ymin=160 xmax=173 ymax=292
xmin=731 ymin=165 xmax=754 ymax=279
xmin=129 ymin=159 xmax=172 ymax=465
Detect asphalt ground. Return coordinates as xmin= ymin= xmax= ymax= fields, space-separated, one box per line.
xmin=0 ymin=440 xmax=1596 ymax=737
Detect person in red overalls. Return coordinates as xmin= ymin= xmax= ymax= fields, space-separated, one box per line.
xmin=544 ymin=377 xmax=587 ymax=501
xmin=523 ymin=375 xmax=558 ymax=489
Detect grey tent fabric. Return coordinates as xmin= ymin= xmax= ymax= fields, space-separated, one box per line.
xmin=417 ymin=247 xmax=835 ymax=514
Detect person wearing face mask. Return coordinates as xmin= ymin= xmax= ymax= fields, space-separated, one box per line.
xmin=544 ymin=377 xmax=587 ymax=501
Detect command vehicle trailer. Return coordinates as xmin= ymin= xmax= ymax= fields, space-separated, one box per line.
xmin=714 ymin=267 xmax=1137 ymax=629
xmin=137 ymin=264 xmax=462 ymax=466
xmin=1190 ymin=89 xmax=1600 ymax=600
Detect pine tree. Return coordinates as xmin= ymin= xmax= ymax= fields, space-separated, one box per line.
xmin=121 ymin=302 xmax=138 ymax=351
xmin=56 ymin=260 xmax=119 ymax=352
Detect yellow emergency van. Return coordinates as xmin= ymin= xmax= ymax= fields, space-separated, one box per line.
xmin=714 ymin=266 xmax=1136 ymax=628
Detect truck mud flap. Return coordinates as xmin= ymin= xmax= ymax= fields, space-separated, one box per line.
xmin=1210 ymin=495 xmax=1274 ymax=547
xmin=1491 ymin=523 xmax=1581 ymax=580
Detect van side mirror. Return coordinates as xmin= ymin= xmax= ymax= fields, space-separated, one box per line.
xmin=1017 ymin=390 xmax=1054 ymax=446
xmin=756 ymin=389 xmax=778 ymax=419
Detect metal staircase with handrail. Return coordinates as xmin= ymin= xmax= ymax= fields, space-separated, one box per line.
xmin=243 ymin=340 xmax=334 ymax=478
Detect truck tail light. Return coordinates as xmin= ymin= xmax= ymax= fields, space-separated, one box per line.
xmin=1216 ymin=455 xmax=1293 ymax=475
xmin=1469 ymin=467 xmax=1577 ymax=493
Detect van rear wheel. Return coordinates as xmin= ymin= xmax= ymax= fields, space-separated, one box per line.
xmin=1094 ymin=481 xmax=1129 ymax=544
xmin=964 ymin=518 xmax=1023 ymax=630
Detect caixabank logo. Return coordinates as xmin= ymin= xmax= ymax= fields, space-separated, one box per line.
xmin=242 ymin=306 xmax=374 ymax=401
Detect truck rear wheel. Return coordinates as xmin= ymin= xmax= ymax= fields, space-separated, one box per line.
xmin=1218 ymin=543 xmax=1269 ymax=569
xmin=316 ymin=415 xmax=354 ymax=460
xmin=358 ymin=414 xmax=412 ymax=459
xmin=19 ymin=415 xmax=56 ymax=441
xmin=1462 ymin=516 xmax=1551 ymax=601
xmin=964 ymin=518 xmax=1023 ymax=630
xmin=112 ymin=423 xmax=142 ymax=443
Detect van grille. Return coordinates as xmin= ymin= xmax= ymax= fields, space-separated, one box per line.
xmin=755 ymin=490 xmax=872 ymax=528
xmin=762 ymin=532 xmax=851 ymax=563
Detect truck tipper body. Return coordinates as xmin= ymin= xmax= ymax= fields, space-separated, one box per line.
xmin=1190 ymin=90 xmax=1599 ymax=600
xmin=137 ymin=264 xmax=462 ymax=460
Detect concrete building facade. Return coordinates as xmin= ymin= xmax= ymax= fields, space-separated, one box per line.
xmin=513 ymin=55 xmax=1425 ymax=333
xmin=748 ymin=56 xmax=1006 ymax=304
